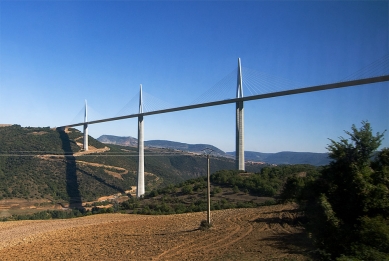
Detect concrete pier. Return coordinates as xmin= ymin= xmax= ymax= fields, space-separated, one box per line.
xmin=137 ymin=115 xmax=145 ymax=197
xmin=137 ymin=85 xmax=145 ymax=197
xmin=236 ymin=58 xmax=245 ymax=171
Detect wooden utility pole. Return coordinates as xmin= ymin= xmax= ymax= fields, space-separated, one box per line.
xmin=202 ymin=148 xmax=214 ymax=225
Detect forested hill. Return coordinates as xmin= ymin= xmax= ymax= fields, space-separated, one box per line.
xmin=0 ymin=125 xmax=263 ymax=203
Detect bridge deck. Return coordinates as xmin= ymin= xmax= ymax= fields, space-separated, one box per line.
xmin=61 ymin=74 xmax=389 ymax=128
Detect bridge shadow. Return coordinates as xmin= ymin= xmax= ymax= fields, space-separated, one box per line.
xmin=57 ymin=128 xmax=83 ymax=209
xmin=76 ymin=168 xmax=126 ymax=194
xmin=251 ymin=210 xmax=315 ymax=259
xmin=259 ymin=230 xmax=316 ymax=259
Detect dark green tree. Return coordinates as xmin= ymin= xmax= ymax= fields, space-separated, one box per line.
xmin=279 ymin=175 xmax=306 ymax=202
xmin=181 ymin=184 xmax=193 ymax=195
xmin=305 ymin=121 xmax=389 ymax=260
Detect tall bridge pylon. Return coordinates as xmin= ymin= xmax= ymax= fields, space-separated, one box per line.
xmin=236 ymin=58 xmax=245 ymax=171
xmin=137 ymin=85 xmax=145 ymax=197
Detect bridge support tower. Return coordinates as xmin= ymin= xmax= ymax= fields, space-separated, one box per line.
xmin=236 ymin=58 xmax=245 ymax=171
xmin=83 ymin=100 xmax=88 ymax=151
xmin=137 ymin=85 xmax=145 ymax=197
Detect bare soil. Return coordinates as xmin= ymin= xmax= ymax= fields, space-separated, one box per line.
xmin=0 ymin=198 xmax=61 ymax=217
xmin=0 ymin=203 xmax=314 ymax=260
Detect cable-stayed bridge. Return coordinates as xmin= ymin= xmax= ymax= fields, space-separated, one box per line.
xmin=59 ymin=57 xmax=389 ymax=197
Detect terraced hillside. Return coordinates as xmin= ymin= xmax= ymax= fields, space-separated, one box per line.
xmin=0 ymin=125 xmax=264 ymax=215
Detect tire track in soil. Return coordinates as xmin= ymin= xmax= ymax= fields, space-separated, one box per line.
xmin=155 ymin=210 xmax=239 ymax=260
xmin=204 ymin=213 xmax=254 ymax=259
xmin=156 ymin=206 xmax=300 ymax=260
xmin=184 ymin=216 xmax=244 ymax=257
xmin=155 ymin=222 xmax=236 ymax=259
xmin=254 ymin=204 xmax=297 ymax=235
xmin=156 ymin=210 xmax=254 ymax=260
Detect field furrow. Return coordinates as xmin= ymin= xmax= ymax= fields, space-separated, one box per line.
xmin=0 ymin=204 xmax=313 ymax=261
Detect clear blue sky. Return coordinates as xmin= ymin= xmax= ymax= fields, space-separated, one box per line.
xmin=1 ymin=1 xmax=388 ymax=153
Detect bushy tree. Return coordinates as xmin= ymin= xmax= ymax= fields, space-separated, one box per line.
xmin=181 ymin=184 xmax=193 ymax=195
xmin=303 ymin=121 xmax=389 ymax=260
xmin=280 ymin=176 xmax=307 ymax=202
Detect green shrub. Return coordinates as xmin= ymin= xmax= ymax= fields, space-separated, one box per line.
xmin=181 ymin=185 xmax=193 ymax=195
xmin=199 ymin=220 xmax=212 ymax=230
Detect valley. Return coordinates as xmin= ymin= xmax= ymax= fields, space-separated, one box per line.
xmin=0 ymin=125 xmax=265 ymax=216
xmin=0 ymin=125 xmax=324 ymax=218
xmin=98 ymin=134 xmax=330 ymax=166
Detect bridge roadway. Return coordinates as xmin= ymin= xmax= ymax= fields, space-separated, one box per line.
xmin=61 ymin=74 xmax=389 ymax=128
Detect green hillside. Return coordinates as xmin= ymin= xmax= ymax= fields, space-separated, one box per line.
xmin=0 ymin=125 xmax=133 ymax=204
xmin=2 ymin=165 xmax=320 ymax=221
xmin=0 ymin=125 xmax=264 ymax=205
xmin=128 ymin=165 xmax=320 ymax=215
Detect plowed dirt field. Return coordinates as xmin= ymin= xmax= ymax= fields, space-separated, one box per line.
xmin=0 ymin=203 xmax=314 ymax=260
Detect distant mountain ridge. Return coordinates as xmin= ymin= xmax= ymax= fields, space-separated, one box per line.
xmin=98 ymin=135 xmax=138 ymax=147
xmin=146 ymin=140 xmax=226 ymax=156
xmin=227 ymin=151 xmax=330 ymax=166
xmin=97 ymin=135 xmax=227 ymax=156
xmin=97 ymin=135 xmax=330 ymax=166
